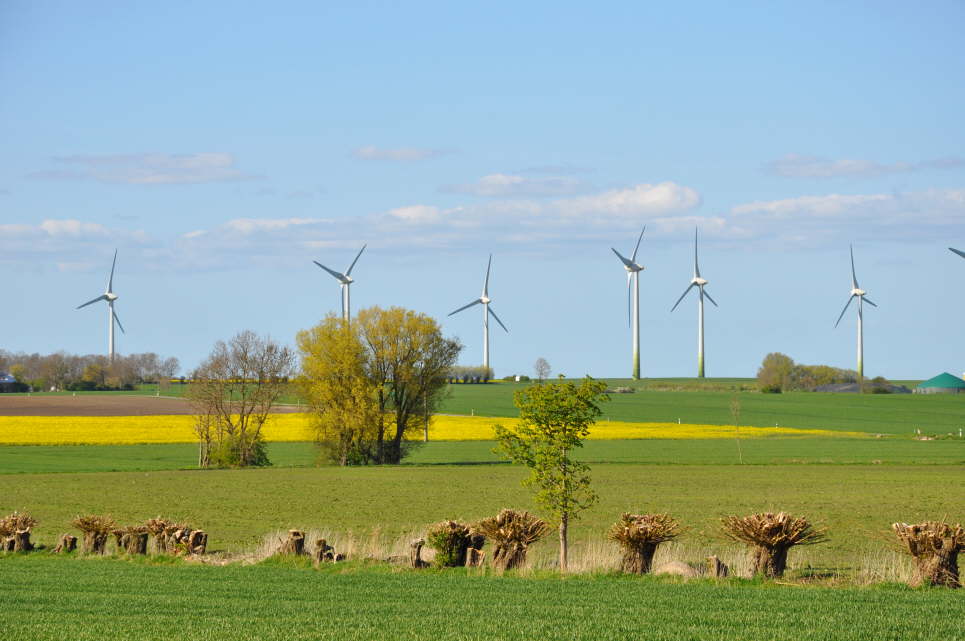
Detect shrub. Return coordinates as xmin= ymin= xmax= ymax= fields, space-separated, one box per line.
xmin=71 ymin=514 xmax=116 ymax=555
xmin=425 ymin=520 xmax=473 ymax=567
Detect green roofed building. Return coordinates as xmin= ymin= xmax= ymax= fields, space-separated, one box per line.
xmin=914 ymin=372 xmax=965 ymax=394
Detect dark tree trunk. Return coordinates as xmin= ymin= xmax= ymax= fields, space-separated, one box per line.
xmin=911 ymin=543 xmax=960 ymax=588
xmin=54 ymin=534 xmax=77 ymax=554
xmin=124 ymin=532 xmax=148 ymax=555
xmin=707 ymin=555 xmax=729 ymax=578
xmin=188 ymin=530 xmax=207 ymax=555
xmin=279 ymin=530 xmax=305 ymax=555
xmin=11 ymin=529 xmax=33 ymax=552
xmin=751 ymin=545 xmax=790 ymax=577
xmin=620 ymin=542 xmax=659 ymax=574
xmin=492 ymin=542 xmax=529 ymax=572
xmin=409 ymin=538 xmax=429 ymax=568
xmin=465 ymin=533 xmax=486 ymax=568
xmin=83 ymin=531 xmax=109 ymax=555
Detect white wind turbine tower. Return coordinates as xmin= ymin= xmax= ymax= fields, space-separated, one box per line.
xmin=448 ymin=254 xmax=509 ymax=374
xmin=76 ymin=249 xmax=125 ymax=362
xmin=834 ymin=245 xmax=877 ymax=381
xmin=670 ymin=227 xmax=718 ymax=378
xmin=612 ymin=226 xmax=646 ymax=379
xmin=314 ymin=245 xmax=366 ymax=322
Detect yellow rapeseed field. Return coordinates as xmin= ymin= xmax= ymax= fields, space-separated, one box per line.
xmin=0 ymin=414 xmax=862 ymax=445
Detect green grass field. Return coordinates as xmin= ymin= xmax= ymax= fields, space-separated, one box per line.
xmin=2 ymin=556 xmax=961 ymax=641
xmin=1 ymin=438 xmax=963 ymax=475
xmin=439 ymin=381 xmax=965 ymax=435
xmin=3 ymin=463 xmax=958 ymax=565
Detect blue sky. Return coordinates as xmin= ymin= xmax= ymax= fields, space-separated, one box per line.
xmin=2 ymin=1 xmax=964 ymax=379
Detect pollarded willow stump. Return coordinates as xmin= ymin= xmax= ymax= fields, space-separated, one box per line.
xmin=707 ymin=555 xmax=729 ymax=578
xmin=54 ymin=534 xmax=78 ymax=554
xmin=11 ymin=529 xmax=34 ymax=552
xmin=721 ymin=512 xmax=827 ymax=579
xmin=125 ymin=532 xmax=149 ymax=555
xmin=312 ymin=538 xmax=337 ymax=565
xmin=491 ymin=542 xmax=529 ymax=571
xmin=893 ymin=522 xmax=963 ymax=588
xmin=279 ymin=530 xmax=305 ymax=556
xmin=409 ymin=538 xmax=429 ymax=568
xmin=83 ymin=531 xmax=109 ymax=555
xmin=465 ymin=533 xmax=486 ymax=568
xmin=187 ymin=530 xmax=207 ymax=555
xmin=608 ymin=513 xmax=681 ymax=575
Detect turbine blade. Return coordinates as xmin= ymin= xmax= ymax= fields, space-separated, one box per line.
xmin=449 ymin=299 xmax=482 ymax=316
xmin=630 ymin=225 xmax=646 ymax=262
xmin=703 ymin=287 xmax=719 ymax=308
xmin=76 ymin=294 xmax=107 ymax=310
xmin=313 ymin=261 xmax=347 ymax=282
xmin=345 ymin=244 xmax=366 ymax=276
xmin=670 ymin=283 xmax=696 ymax=312
xmin=612 ymin=247 xmax=633 ymax=269
xmin=108 ymin=248 xmax=118 ymax=292
xmin=693 ymin=227 xmax=700 ymax=278
xmin=834 ymin=295 xmax=856 ymax=328
xmin=949 ymin=247 xmax=965 ymax=260
xmin=113 ymin=309 xmax=126 ymax=334
xmin=483 ymin=254 xmax=492 ymax=297
xmin=863 ymin=296 xmax=878 ymax=308
xmin=850 ymin=245 xmax=858 ymax=289
xmin=488 ymin=306 xmax=509 ymax=333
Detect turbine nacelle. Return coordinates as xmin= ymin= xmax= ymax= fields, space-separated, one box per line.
xmin=480 ymin=295 xmax=491 ymax=304
xmin=692 ymin=276 xmax=708 ymax=286
xmin=105 ymin=292 xmax=118 ymax=302
xmin=851 ymin=287 xmax=865 ymax=297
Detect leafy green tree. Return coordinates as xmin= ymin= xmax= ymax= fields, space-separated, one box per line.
xmin=493 ymin=377 xmax=609 ymax=572
xmin=296 ymin=315 xmax=383 ymax=465
xmin=298 ymin=307 xmax=462 ymax=464
xmin=756 ymin=352 xmax=794 ymax=393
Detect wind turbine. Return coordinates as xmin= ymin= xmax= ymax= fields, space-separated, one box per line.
xmin=448 ymin=254 xmax=508 ymax=374
xmin=314 ymin=245 xmax=366 ymax=322
xmin=76 ymin=249 xmax=124 ymax=362
xmin=612 ymin=226 xmax=646 ymax=379
xmin=950 ymin=247 xmax=965 ymax=260
xmin=834 ymin=245 xmax=877 ymax=381
xmin=670 ymin=227 xmax=718 ymax=378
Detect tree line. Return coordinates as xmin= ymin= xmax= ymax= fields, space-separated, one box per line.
xmin=0 ymin=350 xmax=180 ymax=392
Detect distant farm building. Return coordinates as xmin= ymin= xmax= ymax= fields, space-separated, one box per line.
xmin=0 ymin=373 xmax=21 ymax=393
xmin=914 ymin=372 xmax=965 ymax=394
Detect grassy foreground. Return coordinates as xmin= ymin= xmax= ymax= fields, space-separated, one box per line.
xmin=1 ymin=556 xmax=960 ymax=641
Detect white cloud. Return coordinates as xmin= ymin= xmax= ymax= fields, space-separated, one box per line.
xmin=557 ymin=182 xmax=702 ymax=217
xmin=388 ymin=205 xmax=447 ymax=223
xmin=28 ymin=153 xmax=260 ymax=185
xmin=765 ymin=153 xmax=965 ymax=179
xmin=352 ymin=145 xmax=449 ymax=162
xmin=0 ymin=219 xmax=150 ymax=268
xmin=222 ymin=217 xmax=327 ymax=234
xmin=442 ymin=173 xmax=588 ymax=197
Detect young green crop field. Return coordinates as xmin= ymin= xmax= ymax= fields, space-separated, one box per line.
xmin=1 ymin=437 xmax=963 ymax=475
xmin=2 ymin=556 xmax=961 ymax=641
xmin=440 ymin=380 xmax=964 ymax=435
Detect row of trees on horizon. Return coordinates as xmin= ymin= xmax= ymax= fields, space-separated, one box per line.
xmin=0 ymin=350 xmax=180 ymax=392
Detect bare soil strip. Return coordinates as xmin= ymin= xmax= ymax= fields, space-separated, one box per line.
xmin=0 ymin=395 xmax=302 ymax=417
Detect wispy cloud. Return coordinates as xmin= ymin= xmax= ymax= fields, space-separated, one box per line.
xmin=27 ymin=153 xmax=261 ymax=185
xmin=441 ymin=173 xmax=589 ymax=197
xmin=765 ymin=153 xmax=965 ymax=179
xmin=726 ymin=189 xmax=965 ymax=244
xmin=0 ymin=219 xmax=150 ymax=268
xmin=352 ymin=145 xmax=450 ymax=162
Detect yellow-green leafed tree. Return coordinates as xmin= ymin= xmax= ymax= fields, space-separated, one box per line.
xmin=298 ymin=307 xmax=461 ymax=465
xmin=297 ymin=316 xmax=383 ymax=465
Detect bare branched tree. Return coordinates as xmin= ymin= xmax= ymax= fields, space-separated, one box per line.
xmin=188 ymin=331 xmax=294 ymax=468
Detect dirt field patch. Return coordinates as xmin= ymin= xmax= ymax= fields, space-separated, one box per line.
xmin=0 ymin=395 xmax=302 ymax=417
